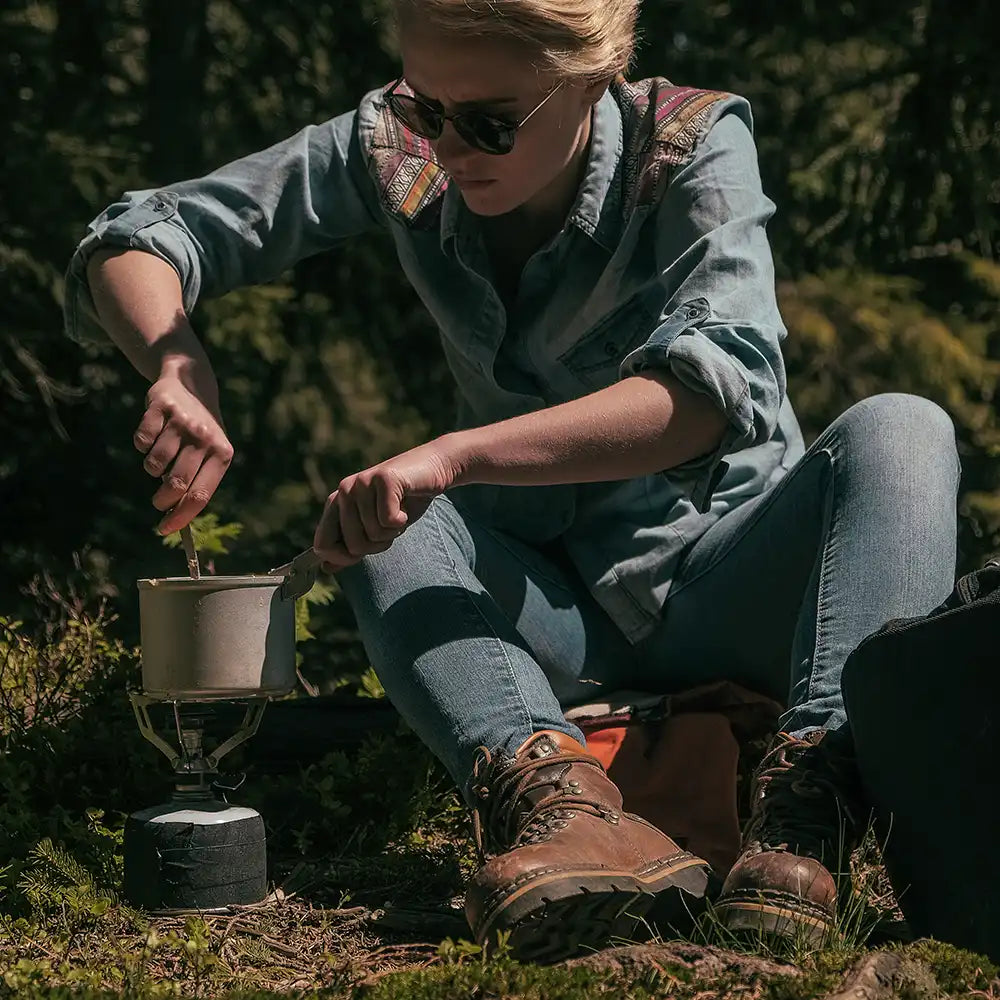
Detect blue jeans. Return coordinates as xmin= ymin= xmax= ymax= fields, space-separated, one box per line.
xmin=338 ymin=394 xmax=960 ymax=799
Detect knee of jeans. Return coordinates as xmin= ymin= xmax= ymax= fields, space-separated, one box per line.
xmin=336 ymin=494 xmax=464 ymax=603
xmin=837 ymin=392 xmax=959 ymax=482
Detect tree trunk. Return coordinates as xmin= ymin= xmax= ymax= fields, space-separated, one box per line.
xmin=53 ymin=0 xmax=107 ymax=118
xmin=146 ymin=0 xmax=209 ymax=181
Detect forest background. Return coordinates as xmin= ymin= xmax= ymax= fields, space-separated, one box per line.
xmin=2 ymin=0 xmax=999 ymax=691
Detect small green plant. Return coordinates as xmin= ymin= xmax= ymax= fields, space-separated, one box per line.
xmin=0 ymin=578 xmax=150 ymax=901
xmin=436 ymin=936 xmax=483 ymax=965
xmin=173 ymin=916 xmax=220 ymax=995
xmin=160 ymin=513 xmax=242 ymax=561
xmin=295 ymin=576 xmax=336 ymax=652
xmin=357 ymin=665 xmax=386 ymax=699
xmin=0 ymin=589 xmax=137 ymax=745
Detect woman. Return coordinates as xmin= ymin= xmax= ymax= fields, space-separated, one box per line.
xmin=69 ymin=0 xmax=959 ymax=962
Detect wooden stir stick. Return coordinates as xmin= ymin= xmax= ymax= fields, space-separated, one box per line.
xmin=180 ymin=524 xmax=201 ymax=579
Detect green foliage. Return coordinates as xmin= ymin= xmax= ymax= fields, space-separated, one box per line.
xmin=161 ymin=513 xmax=243 ymax=560
xmin=0 ymin=598 xmax=155 ymax=909
xmin=295 ymin=578 xmax=337 ymax=647
xmin=2 ymin=0 xmax=999 ymax=657
xmin=902 ymin=938 xmax=997 ymax=994
xmin=360 ymin=953 xmax=713 ymax=1000
xmin=17 ymin=839 xmax=118 ymax=925
xmin=237 ymin=729 xmax=465 ymax=859
xmin=0 ymin=611 xmax=131 ymax=745
xmin=781 ymin=265 xmax=1000 ymax=553
xmin=357 ymin=665 xmax=386 ymax=699
xmin=782 ymin=269 xmax=1000 ymax=448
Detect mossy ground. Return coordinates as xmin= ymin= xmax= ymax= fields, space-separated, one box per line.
xmin=2 ymin=598 xmax=997 ymax=998
xmin=3 ymin=766 xmax=996 ymax=1000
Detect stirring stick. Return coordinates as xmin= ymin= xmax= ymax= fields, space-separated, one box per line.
xmin=180 ymin=524 xmax=201 ymax=579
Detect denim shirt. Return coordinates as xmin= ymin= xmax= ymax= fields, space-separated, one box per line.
xmin=65 ymin=78 xmax=805 ymax=643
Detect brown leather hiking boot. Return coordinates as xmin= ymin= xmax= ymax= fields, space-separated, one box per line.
xmin=464 ymin=730 xmax=710 ymax=962
xmin=715 ymin=729 xmax=865 ymax=943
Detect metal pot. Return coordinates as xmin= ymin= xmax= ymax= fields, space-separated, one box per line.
xmin=137 ymin=576 xmax=297 ymax=700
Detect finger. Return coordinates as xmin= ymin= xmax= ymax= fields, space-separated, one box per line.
xmin=156 ymin=450 xmax=232 ymax=535
xmin=375 ymin=476 xmax=408 ymax=531
xmin=152 ymin=444 xmax=207 ymax=512
xmin=134 ymin=407 xmax=168 ymax=456
xmin=142 ymin=426 xmax=184 ymax=478
xmin=313 ymin=497 xmax=353 ymax=568
xmin=338 ymin=494 xmax=369 ymax=557
xmin=313 ymin=493 xmax=343 ymax=553
xmin=356 ymin=484 xmax=398 ymax=543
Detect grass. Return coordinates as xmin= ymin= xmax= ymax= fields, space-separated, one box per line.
xmin=2 ymin=585 xmax=998 ymax=998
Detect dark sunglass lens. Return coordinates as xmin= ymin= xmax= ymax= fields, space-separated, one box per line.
xmin=388 ymin=95 xmax=443 ymax=139
xmin=458 ymin=114 xmax=515 ymax=155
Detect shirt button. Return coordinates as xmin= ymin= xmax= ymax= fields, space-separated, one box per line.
xmin=153 ymin=199 xmax=166 ymax=211
xmin=604 ymin=343 xmax=618 ymax=357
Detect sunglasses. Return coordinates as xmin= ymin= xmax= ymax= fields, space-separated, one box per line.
xmin=384 ymin=76 xmax=563 ymax=156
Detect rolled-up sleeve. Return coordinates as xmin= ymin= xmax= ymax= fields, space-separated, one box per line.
xmin=619 ymin=110 xmax=786 ymax=512
xmin=65 ymin=95 xmax=385 ymax=346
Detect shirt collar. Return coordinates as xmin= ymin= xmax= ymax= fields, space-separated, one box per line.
xmin=439 ymin=86 xmax=624 ymax=253
xmin=565 ymin=87 xmax=624 ymax=252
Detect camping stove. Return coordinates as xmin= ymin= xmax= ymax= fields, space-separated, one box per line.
xmin=122 ymin=548 xmax=319 ymax=912
xmin=124 ymin=696 xmax=270 ymax=912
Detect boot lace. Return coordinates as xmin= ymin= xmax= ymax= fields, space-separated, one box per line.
xmin=747 ymin=732 xmax=862 ymax=861
xmin=470 ymin=745 xmax=619 ymax=863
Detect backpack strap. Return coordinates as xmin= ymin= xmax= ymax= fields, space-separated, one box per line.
xmin=366 ymin=81 xmax=450 ymax=228
xmin=615 ymin=78 xmax=743 ymax=217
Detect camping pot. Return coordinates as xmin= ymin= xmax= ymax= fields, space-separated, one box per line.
xmin=137 ymin=576 xmax=297 ymax=700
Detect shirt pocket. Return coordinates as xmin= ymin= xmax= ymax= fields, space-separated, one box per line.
xmin=556 ymin=293 xmax=659 ymax=392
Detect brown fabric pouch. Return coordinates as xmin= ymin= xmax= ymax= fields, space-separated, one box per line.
xmin=565 ymin=681 xmax=782 ymax=874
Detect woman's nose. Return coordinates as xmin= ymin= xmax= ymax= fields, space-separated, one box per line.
xmin=432 ymin=121 xmax=478 ymax=171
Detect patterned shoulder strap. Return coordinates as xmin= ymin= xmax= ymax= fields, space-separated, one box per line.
xmin=366 ymin=82 xmax=449 ymax=228
xmin=617 ymin=78 xmax=737 ymax=216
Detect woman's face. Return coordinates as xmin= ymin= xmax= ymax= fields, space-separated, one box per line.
xmin=399 ymin=21 xmax=601 ymax=220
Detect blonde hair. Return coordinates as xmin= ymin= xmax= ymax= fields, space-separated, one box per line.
xmin=392 ymin=0 xmax=639 ymax=84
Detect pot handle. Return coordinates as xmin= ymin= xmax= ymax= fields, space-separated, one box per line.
xmin=270 ymin=548 xmax=323 ymax=601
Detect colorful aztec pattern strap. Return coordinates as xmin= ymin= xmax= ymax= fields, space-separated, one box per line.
xmin=368 ymin=81 xmax=449 ymax=228
xmin=617 ymin=79 xmax=734 ymax=216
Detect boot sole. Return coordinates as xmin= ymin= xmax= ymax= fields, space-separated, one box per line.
xmin=714 ymin=890 xmax=834 ymax=945
xmin=473 ymin=853 xmax=710 ymax=963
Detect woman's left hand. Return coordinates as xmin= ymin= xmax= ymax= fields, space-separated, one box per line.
xmin=312 ymin=437 xmax=465 ymax=572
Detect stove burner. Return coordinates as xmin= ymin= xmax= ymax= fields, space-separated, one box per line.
xmin=124 ymin=693 xmax=271 ymax=911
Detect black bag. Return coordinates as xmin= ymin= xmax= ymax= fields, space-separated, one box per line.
xmin=841 ymin=558 xmax=1000 ymax=959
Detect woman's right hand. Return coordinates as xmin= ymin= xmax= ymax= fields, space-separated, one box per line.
xmin=134 ymin=363 xmax=234 ymax=535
